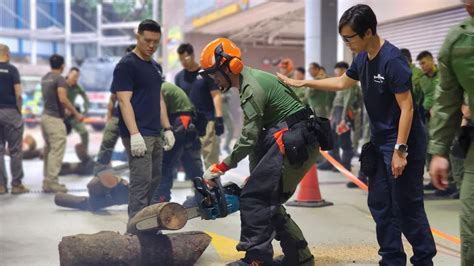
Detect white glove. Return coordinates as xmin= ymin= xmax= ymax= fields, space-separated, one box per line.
xmin=130 ymin=133 xmax=147 ymax=157
xmin=203 ymin=164 xmax=224 ymax=180
xmin=163 ymin=130 xmax=175 ymax=151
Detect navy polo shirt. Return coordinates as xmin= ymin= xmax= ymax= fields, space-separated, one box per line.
xmin=111 ymin=52 xmax=163 ymax=137
xmin=175 ymin=68 xmax=218 ymax=120
xmin=0 ymin=62 xmax=20 ymax=109
xmin=346 ymin=41 xmax=425 ymax=161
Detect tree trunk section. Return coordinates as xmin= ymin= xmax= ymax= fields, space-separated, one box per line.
xmin=127 ymin=202 xmax=188 ymax=235
xmin=54 ymin=174 xmax=129 ymax=211
xmin=58 ymin=231 xmax=211 ymax=266
xmin=54 ymin=193 xmax=89 ymax=211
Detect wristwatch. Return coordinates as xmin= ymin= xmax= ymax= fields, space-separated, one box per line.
xmin=394 ymin=143 xmax=408 ymax=155
xmin=164 ymin=127 xmax=172 ymax=131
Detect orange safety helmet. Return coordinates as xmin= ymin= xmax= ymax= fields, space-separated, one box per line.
xmin=200 ymin=38 xmax=243 ymax=75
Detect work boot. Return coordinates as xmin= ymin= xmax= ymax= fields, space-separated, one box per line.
xmin=0 ymin=185 xmax=7 ymax=195
xmin=43 ymin=182 xmax=68 ymax=193
xmin=347 ymin=176 xmax=368 ymax=188
xmin=11 ymin=184 xmax=30 ymax=194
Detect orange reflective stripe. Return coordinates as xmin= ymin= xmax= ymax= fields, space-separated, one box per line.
xmin=179 ymin=115 xmax=191 ymax=130
xmin=347 ymin=109 xmax=353 ymax=120
xmin=273 ymin=127 xmax=288 ymax=155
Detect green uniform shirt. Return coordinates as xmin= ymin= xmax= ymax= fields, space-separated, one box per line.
xmin=306 ymin=77 xmax=335 ymax=111
xmin=428 ymin=16 xmax=474 ymax=156
xmin=67 ymin=84 xmax=90 ymax=113
xmin=161 ymin=82 xmax=194 ymax=115
xmin=410 ymin=64 xmax=424 ymax=107
xmin=332 ymin=84 xmax=360 ymax=118
xmin=223 ymin=66 xmax=304 ymax=168
xmin=419 ymin=69 xmax=440 ymax=111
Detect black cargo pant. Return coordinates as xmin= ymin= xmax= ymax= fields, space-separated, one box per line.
xmin=237 ymin=120 xmax=316 ymax=265
xmin=152 ymin=114 xmax=203 ymax=203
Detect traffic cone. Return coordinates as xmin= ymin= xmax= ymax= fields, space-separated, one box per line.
xmin=286 ymin=164 xmax=333 ymax=208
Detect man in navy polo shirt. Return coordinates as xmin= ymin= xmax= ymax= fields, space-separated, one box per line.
xmin=175 ymin=43 xmax=223 ymax=168
xmin=278 ymin=4 xmax=436 ymax=265
xmin=112 ymin=20 xmax=175 ymax=221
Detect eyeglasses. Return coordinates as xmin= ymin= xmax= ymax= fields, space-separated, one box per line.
xmin=341 ymin=33 xmax=358 ymax=43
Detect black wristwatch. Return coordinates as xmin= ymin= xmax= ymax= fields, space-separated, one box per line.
xmin=394 ymin=143 xmax=408 ymax=155
xmin=164 ymin=127 xmax=172 ymax=131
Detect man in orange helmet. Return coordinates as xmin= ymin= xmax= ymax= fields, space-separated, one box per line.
xmin=200 ymin=38 xmax=320 ymax=266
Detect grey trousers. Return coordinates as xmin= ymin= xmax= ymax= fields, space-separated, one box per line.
xmin=122 ymin=136 xmax=163 ymax=219
xmin=94 ymin=117 xmax=120 ymax=174
xmin=0 ymin=108 xmax=24 ymax=186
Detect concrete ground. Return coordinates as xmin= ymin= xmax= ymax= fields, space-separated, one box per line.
xmin=0 ymin=127 xmax=461 ymax=265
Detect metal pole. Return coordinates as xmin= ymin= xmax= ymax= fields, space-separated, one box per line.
xmin=97 ymin=3 xmax=102 ymax=57
xmin=305 ymin=0 xmax=321 ymax=79
xmin=152 ymin=0 xmax=160 ymax=62
xmin=30 ymin=0 xmax=37 ymax=65
xmin=65 ymin=0 xmax=72 ymax=66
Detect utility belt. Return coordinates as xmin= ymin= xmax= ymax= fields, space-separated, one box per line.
xmin=451 ymin=125 xmax=474 ymax=159
xmin=261 ymin=107 xmax=333 ymax=166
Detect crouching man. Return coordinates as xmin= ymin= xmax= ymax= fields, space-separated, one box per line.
xmin=200 ymin=38 xmax=323 ymax=266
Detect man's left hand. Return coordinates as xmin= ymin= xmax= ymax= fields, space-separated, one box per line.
xmin=391 ymin=151 xmax=407 ymax=178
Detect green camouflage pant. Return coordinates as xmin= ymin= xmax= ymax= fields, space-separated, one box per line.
xmin=67 ymin=116 xmax=89 ymax=151
xmin=94 ymin=117 xmax=120 ymax=174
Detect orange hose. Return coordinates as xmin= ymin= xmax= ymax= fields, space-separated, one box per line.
xmin=320 ymin=149 xmax=461 ymax=246
xmin=320 ymin=150 xmax=368 ymax=192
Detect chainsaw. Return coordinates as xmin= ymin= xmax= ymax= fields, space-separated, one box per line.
xmin=185 ymin=176 xmax=240 ymax=220
xmin=133 ymin=176 xmax=241 ymax=232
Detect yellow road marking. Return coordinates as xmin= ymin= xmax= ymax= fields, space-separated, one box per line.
xmin=206 ymin=231 xmax=243 ymax=261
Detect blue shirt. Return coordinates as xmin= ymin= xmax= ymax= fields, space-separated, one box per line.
xmin=111 ymin=52 xmax=163 ymax=137
xmin=346 ymin=41 xmax=425 ymax=161
xmin=0 ymin=62 xmax=20 ymax=109
xmin=175 ymin=68 xmax=217 ymax=120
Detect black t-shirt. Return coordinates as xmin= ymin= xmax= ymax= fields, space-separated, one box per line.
xmin=346 ymin=41 xmax=425 ymax=161
xmin=111 ymin=52 xmax=163 ymax=137
xmin=174 ymin=68 xmax=218 ymax=120
xmin=0 ymin=62 xmax=20 ymax=109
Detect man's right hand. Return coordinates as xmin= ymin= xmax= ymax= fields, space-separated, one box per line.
xmin=75 ymin=113 xmax=84 ymax=122
xmin=130 ymin=133 xmax=147 ymax=157
xmin=429 ymin=155 xmax=450 ymax=190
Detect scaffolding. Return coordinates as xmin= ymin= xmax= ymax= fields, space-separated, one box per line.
xmin=0 ymin=0 xmax=160 ymax=66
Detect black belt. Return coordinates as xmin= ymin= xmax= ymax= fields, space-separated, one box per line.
xmin=172 ymin=111 xmax=193 ymax=116
xmin=285 ymin=107 xmax=314 ymax=128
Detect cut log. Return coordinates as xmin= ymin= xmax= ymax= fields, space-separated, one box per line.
xmin=127 ymin=202 xmax=188 ymax=235
xmin=54 ymin=193 xmax=89 ymax=211
xmin=87 ymin=172 xmax=120 ymax=196
xmin=22 ymin=149 xmax=42 ymax=160
xmin=58 ymin=231 xmax=211 ymax=266
xmin=54 ymin=177 xmax=129 ymax=211
xmin=59 ymin=162 xmax=80 ymax=176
